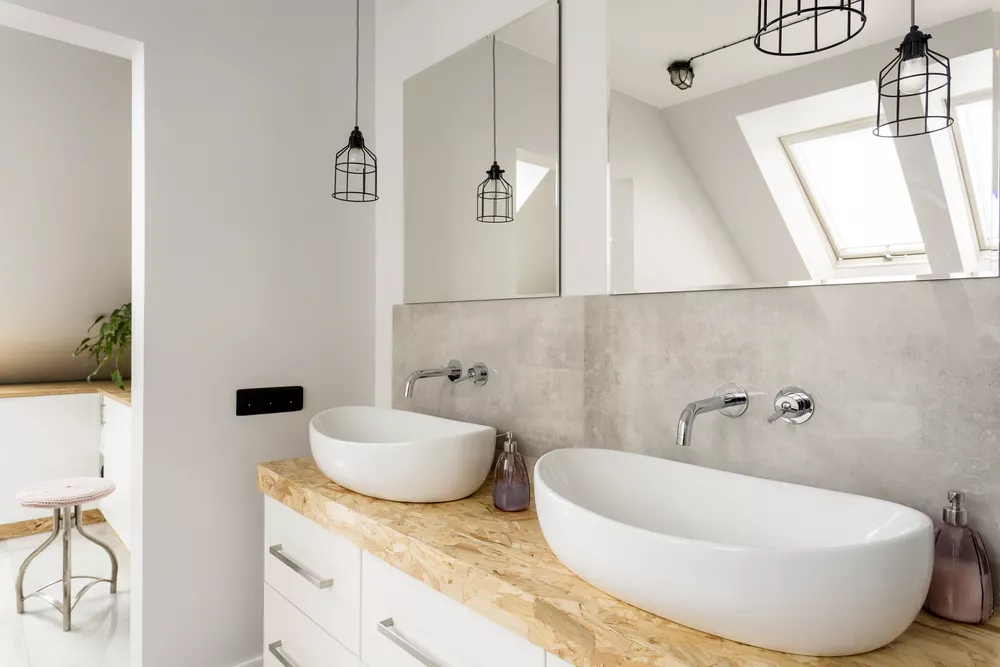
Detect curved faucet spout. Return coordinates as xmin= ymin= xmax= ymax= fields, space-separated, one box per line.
xmin=403 ymin=361 xmax=463 ymax=398
xmin=675 ymin=386 xmax=748 ymax=447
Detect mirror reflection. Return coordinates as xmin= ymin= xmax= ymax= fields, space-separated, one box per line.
xmin=609 ymin=1 xmax=999 ymax=295
xmin=404 ymin=2 xmax=559 ymax=304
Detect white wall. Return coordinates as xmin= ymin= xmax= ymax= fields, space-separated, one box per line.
xmin=0 ymin=25 xmax=130 ymax=384
xmin=404 ymin=39 xmax=558 ymax=303
xmin=515 ymin=169 xmax=559 ymax=295
xmin=0 ymin=2 xmax=376 ymax=667
xmin=610 ymin=90 xmax=751 ymax=292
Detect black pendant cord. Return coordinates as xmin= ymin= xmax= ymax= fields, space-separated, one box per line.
xmin=492 ymin=35 xmax=498 ymax=163
xmin=911 ymin=0 xmax=916 ymax=27
xmin=689 ymin=0 xmax=863 ymax=64
xmin=354 ymin=0 xmax=360 ymax=127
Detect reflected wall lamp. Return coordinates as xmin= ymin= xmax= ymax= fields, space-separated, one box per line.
xmin=477 ymin=36 xmax=514 ymax=223
xmin=756 ymin=0 xmax=866 ymax=56
xmin=874 ymin=0 xmax=953 ymax=138
xmin=332 ymin=0 xmax=377 ymax=202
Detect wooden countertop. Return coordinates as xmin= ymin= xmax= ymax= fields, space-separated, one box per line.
xmin=257 ymin=457 xmax=1000 ymax=667
xmin=0 ymin=380 xmax=131 ymax=406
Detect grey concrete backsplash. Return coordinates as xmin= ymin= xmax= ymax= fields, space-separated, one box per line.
xmin=393 ymin=279 xmax=1000 ymax=605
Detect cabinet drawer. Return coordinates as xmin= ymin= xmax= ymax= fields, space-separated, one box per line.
xmin=264 ymin=496 xmax=361 ymax=654
xmin=264 ymin=583 xmax=360 ymax=667
xmin=360 ymin=552 xmax=545 ymax=667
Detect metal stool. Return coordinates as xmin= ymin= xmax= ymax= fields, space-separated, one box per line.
xmin=14 ymin=477 xmax=118 ymax=631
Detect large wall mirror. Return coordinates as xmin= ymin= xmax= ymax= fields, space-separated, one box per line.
xmin=609 ymin=1 xmax=999 ymax=294
xmin=404 ymin=2 xmax=560 ymax=304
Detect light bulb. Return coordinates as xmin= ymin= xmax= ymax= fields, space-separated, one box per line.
xmin=899 ymin=56 xmax=928 ymax=95
xmin=346 ymin=147 xmax=367 ymax=174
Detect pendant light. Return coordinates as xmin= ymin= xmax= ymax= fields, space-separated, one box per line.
xmin=477 ymin=36 xmax=514 ymax=224
xmin=332 ymin=0 xmax=377 ymax=202
xmin=755 ymin=0 xmax=866 ymax=56
xmin=874 ymin=0 xmax=953 ymax=138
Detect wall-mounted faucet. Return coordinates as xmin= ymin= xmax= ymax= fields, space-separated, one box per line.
xmin=676 ymin=383 xmax=748 ymax=447
xmin=403 ymin=360 xmax=489 ymax=398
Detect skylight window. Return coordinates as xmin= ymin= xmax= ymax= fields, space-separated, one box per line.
xmin=783 ymin=121 xmax=925 ymax=260
xmin=953 ymin=96 xmax=997 ymax=250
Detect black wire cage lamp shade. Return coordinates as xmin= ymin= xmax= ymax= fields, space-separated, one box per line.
xmin=478 ymin=162 xmax=514 ymax=223
xmin=333 ymin=0 xmax=378 ymax=202
xmin=874 ymin=4 xmax=953 ymax=139
xmin=756 ymin=0 xmax=866 ymax=56
xmin=333 ymin=127 xmax=377 ymax=202
xmin=667 ymin=61 xmax=695 ymax=91
xmin=477 ymin=36 xmax=514 ymax=223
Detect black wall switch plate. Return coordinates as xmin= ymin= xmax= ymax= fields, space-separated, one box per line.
xmin=236 ymin=386 xmax=304 ymax=416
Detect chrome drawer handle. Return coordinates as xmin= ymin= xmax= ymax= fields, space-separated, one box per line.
xmin=377 ymin=618 xmax=440 ymax=667
xmin=268 ymin=640 xmax=298 ymax=667
xmin=268 ymin=544 xmax=333 ymax=589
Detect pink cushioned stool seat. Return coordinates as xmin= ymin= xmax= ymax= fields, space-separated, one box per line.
xmin=16 ymin=477 xmax=115 ymax=509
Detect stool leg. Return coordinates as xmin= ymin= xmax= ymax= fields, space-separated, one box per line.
xmin=61 ymin=506 xmax=71 ymax=631
xmin=15 ymin=509 xmax=61 ymax=614
xmin=75 ymin=506 xmax=117 ymax=594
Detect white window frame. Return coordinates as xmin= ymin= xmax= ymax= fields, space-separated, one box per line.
xmin=949 ymin=90 xmax=997 ymax=252
xmin=781 ymin=117 xmax=926 ymax=263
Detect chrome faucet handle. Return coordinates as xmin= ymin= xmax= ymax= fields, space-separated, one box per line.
xmin=767 ymin=386 xmax=814 ymax=424
xmin=452 ymin=362 xmax=489 ymax=387
xmin=767 ymin=401 xmax=794 ymax=424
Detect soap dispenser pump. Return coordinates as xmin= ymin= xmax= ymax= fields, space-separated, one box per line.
xmin=925 ymin=491 xmax=994 ymax=623
xmin=492 ymin=432 xmax=530 ymax=512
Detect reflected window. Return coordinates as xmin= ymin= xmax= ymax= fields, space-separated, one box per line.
xmin=516 ymin=160 xmax=551 ymax=212
xmin=783 ymin=120 xmax=925 ymax=261
xmin=953 ymin=95 xmax=997 ymax=250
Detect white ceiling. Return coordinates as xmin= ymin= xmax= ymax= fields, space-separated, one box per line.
xmin=609 ymin=0 xmax=996 ymax=108
xmin=496 ymin=2 xmax=559 ymax=65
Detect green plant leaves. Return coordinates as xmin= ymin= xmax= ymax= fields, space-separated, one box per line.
xmin=72 ymin=302 xmax=131 ymax=390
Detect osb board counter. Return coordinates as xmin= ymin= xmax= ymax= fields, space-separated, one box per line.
xmin=0 ymin=380 xmax=131 ymax=406
xmin=257 ymin=457 xmax=1000 ymax=667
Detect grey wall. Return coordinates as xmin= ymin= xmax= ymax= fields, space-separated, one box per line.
xmin=0 ymin=26 xmax=131 ymax=384
xmin=394 ymin=277 xmax=1000 ymax=605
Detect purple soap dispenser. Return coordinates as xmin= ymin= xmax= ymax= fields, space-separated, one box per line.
xmin=492 ymin=432 xmax=530 ymax=512
xmin=925 ymin=491 xmax=994 ymax=623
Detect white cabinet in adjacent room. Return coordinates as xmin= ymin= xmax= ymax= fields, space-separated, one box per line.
xmin=0 ymin=393 xmax=101 ymax=524
xmin=98 ymin=395 xmax=132 ymax=550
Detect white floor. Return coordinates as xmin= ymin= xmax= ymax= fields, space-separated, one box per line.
xmin=0 ymin=522 xmax=129 ymax=667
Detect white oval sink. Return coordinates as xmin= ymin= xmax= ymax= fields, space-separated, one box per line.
xmin=309 ymin=406 xmax=496 ymax=503
xmin=534 ymin=448 xmax=934 ymax=656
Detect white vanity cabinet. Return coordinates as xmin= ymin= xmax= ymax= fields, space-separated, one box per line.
xmin=360 ymin=551 xmax=545 ymax=667
xmin=262 ymin=496 xmax=567 ymax=667
xmin=264 ymin=497 xmax=361 ymax=654
xmin=264 ymin=583 xmax=360 ymax=667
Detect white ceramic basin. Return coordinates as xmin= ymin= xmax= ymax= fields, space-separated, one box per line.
xmin=534 ymin=448 xmax=934 ymax=656
xmin=309 ymin=406 xmax=496 ymax=503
